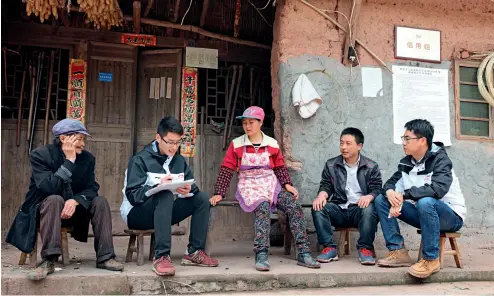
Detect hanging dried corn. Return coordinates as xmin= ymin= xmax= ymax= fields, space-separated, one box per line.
xmin=77 ymin=0 xmax=124 ymax=29
xmin=24 ymin=0 xmax=65 ymax=22
xmin=23 ymin=0 xmax=123 ymax=29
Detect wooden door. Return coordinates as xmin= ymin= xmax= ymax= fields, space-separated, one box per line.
xmin=135 ymin=49 xmax=182 ymax=152
xmin=86 ymin=42 xmax=137 ymax=234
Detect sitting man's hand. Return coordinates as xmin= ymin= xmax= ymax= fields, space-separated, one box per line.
xmin=285 ymin=184 xmax=299 ymax=200
xmin=176 ymin=184 xmax=191 ymax=196
xmin=357 ymin=195 xmax=373 ymax=208
xmin=386 ymin=189 xmax=403 ymax=207
xmin=389 ymin=205 xmax=402 ymax=217
xmin=312 ymin=192 xmax=328 ymax=211
xmin=61 ymin=199 xmax=79 ymax=219
xmin=210 ymin=195 xmax=222 ymax=206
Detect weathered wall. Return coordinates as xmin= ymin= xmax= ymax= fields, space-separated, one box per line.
xmin=272 ymin=0 xmax=494 ymax=248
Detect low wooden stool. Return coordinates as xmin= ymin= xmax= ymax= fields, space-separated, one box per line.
xmin=125 ymin=225 xmax=186 ymax=266
xmin=417 ymin=230 xmax=463 ymax=268
xmin=19 ymin=227 xmax=72 ymax=267
xmin=335 ymin=227 xmax=358 ymax=256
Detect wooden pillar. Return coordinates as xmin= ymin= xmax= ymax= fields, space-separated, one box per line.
xmin=133 ymin=1 xmax=141 ymax=34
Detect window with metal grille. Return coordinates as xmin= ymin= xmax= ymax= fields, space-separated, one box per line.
xmin=454 ymin=60 xmax=494 ymax=141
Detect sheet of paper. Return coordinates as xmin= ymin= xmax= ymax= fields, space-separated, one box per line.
xmin=160 ymin=77 xmax=166 ymax=99
xmin=361 ymin=67 xmax=383 ymax=97
xmin=392 ymin=65 xmax=451 ymax=146
xmin=154 ymin=77 xmax=160 ymax=100
xmin=149 ymin=78 xmax=155 ymax=99
xmin=166 ymin=77 xmax=173 ymax=99
xmin=145 ymin=179 xmax=196 ymax=197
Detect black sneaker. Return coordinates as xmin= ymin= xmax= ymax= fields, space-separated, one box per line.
xmin=27 ymin=259 xmax=55 ymax=281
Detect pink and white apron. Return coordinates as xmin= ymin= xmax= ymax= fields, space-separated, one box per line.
xmin=235 ymin=136 xmax=281 ymax=212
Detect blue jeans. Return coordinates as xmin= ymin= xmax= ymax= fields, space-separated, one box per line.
xmin=374 ymin=194 xmax=463 ymax=260
xmin=312 ymin=202 xmax=378 ymax=250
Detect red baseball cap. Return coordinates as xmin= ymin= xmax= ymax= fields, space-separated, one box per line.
xmin=236 ymin=106 xmax=265 ymax=121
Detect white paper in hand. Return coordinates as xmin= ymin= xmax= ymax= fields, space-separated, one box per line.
xmin=145 ymin=179 xmax=196 ymax=197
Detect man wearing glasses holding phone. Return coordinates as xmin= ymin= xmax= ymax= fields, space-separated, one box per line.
xmin=374 ymin=119 xmax=466 ymax=279
xmin=121 ymin=116 xmax=218 ymax=277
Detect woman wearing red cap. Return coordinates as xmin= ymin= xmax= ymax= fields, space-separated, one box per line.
xmin=210 ymin=106 xmax=320 ymax=271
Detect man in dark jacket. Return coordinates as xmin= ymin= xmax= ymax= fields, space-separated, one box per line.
xmin=6 ymin=118 xmax=123 ymax=281
xmin=312 ymin=128 xmax=382 ymax=265
xmin=120 ymin=116 xmax=218 ymax=277
xmin=375 ymin=119 xmax=466 ymax=279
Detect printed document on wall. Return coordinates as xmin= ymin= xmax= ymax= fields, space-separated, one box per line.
xmin=392 ymin=65 xmax=451 ymax=146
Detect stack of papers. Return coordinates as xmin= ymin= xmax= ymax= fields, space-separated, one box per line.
xmin=145 ymin=179 xmax=196 ymax=197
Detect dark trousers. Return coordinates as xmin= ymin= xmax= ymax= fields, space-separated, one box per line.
xmin=312 ymin=202 xmax=378 ymax=250
xmin=39 ymin=195 xmax=115 ymax=263
xmin=127 ymin=190 xmax=210 ymax=259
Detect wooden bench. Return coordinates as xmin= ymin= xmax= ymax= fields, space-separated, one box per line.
xmin=125 ymin=225 xmax=186 ymax=266
xmin=417 ymin=230 xmax=463 ymax=268
xmin=19 ymin=227 xmax=72 ymax=267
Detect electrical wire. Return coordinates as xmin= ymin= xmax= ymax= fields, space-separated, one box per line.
xmin=181 ymin=0 xmax=194 ymax=25
xmin=248 ymin=0 xmax=273 ymax=27
xmin=251 ymin=0 xmax=271 ymax=10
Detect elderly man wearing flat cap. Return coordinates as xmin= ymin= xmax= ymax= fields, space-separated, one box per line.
xmin=6 ymin=118 xmax=123 ymax=281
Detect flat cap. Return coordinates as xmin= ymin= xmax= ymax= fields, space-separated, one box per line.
xmin=52 ymin=118 xmax=90 ymax=137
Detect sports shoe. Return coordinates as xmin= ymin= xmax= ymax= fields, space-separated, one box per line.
xmin=255 ymin=251 xmax=270 ymax=271
xmin=297 ymin=252 xmax=321 ymax=268
xmin=152 ymin=256 xmax=175 ymax=276
xmin=358 ymin=248 xmax=376 ymax=265
xmin=181 ymin=250 xmax=219 ymax=267
xmin=316 ymin=246 xmax=339 ymax=263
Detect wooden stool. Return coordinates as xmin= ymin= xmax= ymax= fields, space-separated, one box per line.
xmin=335 ymin=227 xmax=358 ymax=256
xmin=125 ymin=225 xmax=186 ymax=266
xmin=417 ymin=230 xmax=463 ymax=268
xmin=19 ymin=227 xmax=72 ymax=267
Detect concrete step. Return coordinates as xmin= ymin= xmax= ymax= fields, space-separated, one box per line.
xmin=2 ymin=238 xmax=493 ymax=295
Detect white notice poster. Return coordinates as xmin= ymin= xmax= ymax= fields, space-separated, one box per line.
xmin=392 ymin=65 xmax=451 ymax=146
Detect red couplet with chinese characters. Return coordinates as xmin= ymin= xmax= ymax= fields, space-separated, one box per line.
xmin=67 ymin=59 xmax=87 ymax=123
xmin=180 ymin=67 xmax=198 ymax=157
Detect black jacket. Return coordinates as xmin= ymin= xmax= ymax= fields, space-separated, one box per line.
xmin=125 ymin=141 xmax=199 ymax=206
xmin=383 ymin=142 xmax=453 ymax=201
xmin=6 ymin=142 xmax=100 ymax=253
xmin=318 ymin=154 xmax=383 ymax=204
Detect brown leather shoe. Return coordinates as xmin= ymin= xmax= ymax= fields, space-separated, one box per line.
xmin=96 ymin=258 xmax=124 ymax=271
xmin=27 ymin=260 xmax=55 ymax=281
xmin=377 ymin=249 xmax=413 ymax=267
xmin=408 ymin=258 xmax=440 ymax=278
xmin=181 ymin=250 xmax=219 ymax=267
xmin=153 ymin=256 xmax=176 ymax=276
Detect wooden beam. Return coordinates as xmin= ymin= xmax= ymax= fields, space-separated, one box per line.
xmin=3 ymin=22 xmax=270 ymax=64
xmin=343 ymin=0 xmax=361 ymax=66
xmin=143 ymin=0 xmax=154 ymax=17
xmin=133 ymin=1 xmax=141 ymax=34
xmin=233 ymin=0 xmax=241 ymax=38
xmin=123 ymin=16 xmax=271 ymax=49
xmin=199 ymin=0 xmax=210 ymax=27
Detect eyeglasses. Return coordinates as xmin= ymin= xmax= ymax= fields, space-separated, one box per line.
xmin=161 ymin=137 xmax=182 ymax=146
xmin=400 ymin=136 xmax=422 ymax=143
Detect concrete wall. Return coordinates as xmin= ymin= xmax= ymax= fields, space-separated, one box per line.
xmin=271 ymin=0 xmax=494 ymax=249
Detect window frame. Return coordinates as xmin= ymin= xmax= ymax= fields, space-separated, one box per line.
xmin=454 ymin=59 xmax=494 ymax=142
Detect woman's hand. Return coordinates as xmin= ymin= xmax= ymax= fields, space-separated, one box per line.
xmin=210 ymin=195 xmax=222 ymax=206
xmin=285 ymin=184 xmax=299 ymax=200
